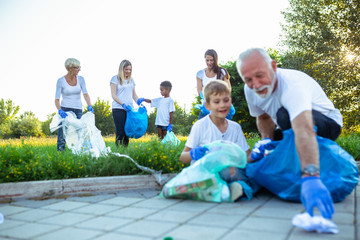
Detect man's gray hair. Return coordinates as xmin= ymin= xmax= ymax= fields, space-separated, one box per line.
xmin=236 ymin=48 xmax=273 ymax=80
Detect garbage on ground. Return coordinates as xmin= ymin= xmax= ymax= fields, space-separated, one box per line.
xmin=125 ymin=105 xmax=148 ymax=139
xmin=50 ymin=112 xmax=110 ymax=158
xmin=0 ymin=212 xmax=3 ymax=224
xmin=292 ymin=212 xmax=339 ymax=234
xmin=160 ymin=140 xmax=247 ymax=202
xmin=161 ymin=131 xmax=181 ymax=146
xmin=50 ymin=111 xmax=167 ymax=185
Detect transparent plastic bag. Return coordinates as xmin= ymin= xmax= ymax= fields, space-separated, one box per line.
xmin=161 ymin=131 xmax=180 ymax=146
xmin=50 ymin=112 xmax=110 ymax=158
xmin=160 ymin=140 xmax=247 ymax=202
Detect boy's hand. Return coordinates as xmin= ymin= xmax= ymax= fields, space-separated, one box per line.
xmin=190 ymin=146 xmax=209 ymax=160
xmin=137 ymin=98 xmax=145 ymax=105
xmin=250 ymin=138 xmax=273 ymax=161
xmin=167 ymin=124 xmax=173 ymax=132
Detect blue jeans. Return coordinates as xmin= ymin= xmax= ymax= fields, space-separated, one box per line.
xmin=57 ymin=107 xmax=83 ymax=151
xmin=219 ymin=167 xmax=261 ymax=201
xmin=112 ymin=109 xmax=129 ymax=146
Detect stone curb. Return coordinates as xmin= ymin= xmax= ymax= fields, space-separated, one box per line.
xmin=0 ymin=174 xmax=177 ymax=199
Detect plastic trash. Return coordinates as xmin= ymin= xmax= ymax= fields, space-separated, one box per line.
xmin=292 ymin=212 xmax=339 ymax=234
xmin=50 ymin=111 xmax=167 ymax=186
xmin=246 ymin=128 xmax=359 ymax=202
xmin=125 ymin=104 xmax=148 ymax=139
xmin=160 ymin=140 xmax=247 ymax=202
xmin=0 ymin=212 xmax=3 ymax=224
xmin=50 ymin=112 xmax=110 ymax=158
xmin=161 ymin=131 xmax=181 ymax=146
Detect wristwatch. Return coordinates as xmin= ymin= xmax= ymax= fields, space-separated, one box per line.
xmin=302 ymin=164 xmax=320 ymax=176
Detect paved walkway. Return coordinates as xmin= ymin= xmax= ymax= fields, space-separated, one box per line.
xmin=0 ymin=184 xmax=358 ymax=240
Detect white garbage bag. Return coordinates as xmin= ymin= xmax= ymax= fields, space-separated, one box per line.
xmin=50 ymin=111 xmax=166 ymax=185
xmin=50 ymin=112 xmax=110 ymax=158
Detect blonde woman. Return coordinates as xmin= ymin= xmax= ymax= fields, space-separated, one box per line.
xmin=110 ymin=60 xmax=141 ymax=146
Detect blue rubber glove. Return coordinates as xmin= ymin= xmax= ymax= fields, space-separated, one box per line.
xmin=167 ymin=124 xmax=173 ymax=132
xmin=250 ymin=138 xmax=273 ymax=161
xmin=189 ymin=146 xmax=209 ymax=161
xmin=301 ymin=176 xmax=334 ymax=219
xmin=137 ymin=98 xmax=145 ymax=105
xmin=122 ymin=103 xmax=131 ymax=112
xmin=88 ymin=105 xmax=94 ymax=113
xmin=58 ymin=109 xmax=68 ymax=118
xmin=199 ymin=92 xmax=204 ymax=99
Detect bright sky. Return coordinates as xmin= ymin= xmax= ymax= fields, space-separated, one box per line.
xmin=0 ymin=0 xmax=290 ymax=121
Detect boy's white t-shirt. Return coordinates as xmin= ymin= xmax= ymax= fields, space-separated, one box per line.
xmin=110 ymin=76 xmax=136 ymax=109
xmin=55 ymin=75 xmax=88 ymax=109
xmin=151 ymin=97 xmax=175 ymax=126
xmin=245 ymin=68 xmax=343 ymax=127
xmin=186 ymin=115 xmax=250 ymax=152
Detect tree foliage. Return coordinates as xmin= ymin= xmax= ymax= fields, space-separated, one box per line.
xmin=280 ymin=0 xmax=360 ymax=128
xmin=0 ymin=98 xmax=19 ymax=125
xmin=11 ymin=111 xmax=43 ymax=138
xmin=88 ymin=98 xmax=115 ymax=136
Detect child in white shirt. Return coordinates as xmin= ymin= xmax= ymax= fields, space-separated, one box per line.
xmin=180 ymin=80 xmax=258 ymax=201
xmin=138 ymin=81 xmax=175 ymax=139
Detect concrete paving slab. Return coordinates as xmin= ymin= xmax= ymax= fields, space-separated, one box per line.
xmin=0 ymin=178 xmax=358 ymax=240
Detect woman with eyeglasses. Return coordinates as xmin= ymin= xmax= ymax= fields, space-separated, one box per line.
xmin=55 ymin=58 xmax=93 ymax=151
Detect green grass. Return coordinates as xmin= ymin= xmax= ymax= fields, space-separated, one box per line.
xmin=0 ymin=132 xmax=359 ymax=183
xmin=0 ymin=135 xmax=187 ymax=183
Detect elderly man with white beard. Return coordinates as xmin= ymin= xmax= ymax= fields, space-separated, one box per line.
xmin=236 ymin=48 xmax=343 ymax=219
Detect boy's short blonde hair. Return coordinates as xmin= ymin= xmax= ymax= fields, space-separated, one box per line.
xmin=204 ymin=80 xmax=231 ymax=102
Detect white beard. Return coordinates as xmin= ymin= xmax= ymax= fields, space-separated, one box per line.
xmin=252 ymin=70 xmax=276 ymax=99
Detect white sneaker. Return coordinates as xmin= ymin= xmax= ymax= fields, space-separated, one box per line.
xmin=230 ymin=182 xmax=243 ymax=201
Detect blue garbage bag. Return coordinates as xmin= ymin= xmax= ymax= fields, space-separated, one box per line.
xmin=195 ymin=102 xmax=235 ymax=120
xmin=125 ymin=105 xmax=148 ymax=139
xmin=160 ymin=140 xmax=247 ymax=202
xmin=246 ymin=129 xmax=359 ymax=202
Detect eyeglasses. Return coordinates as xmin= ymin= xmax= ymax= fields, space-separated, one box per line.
xmin=72 ymin=66 xmax=81 ymax=70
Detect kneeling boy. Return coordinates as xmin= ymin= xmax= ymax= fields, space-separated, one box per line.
xmin=180 ymin=80 xmax=258 ymax=201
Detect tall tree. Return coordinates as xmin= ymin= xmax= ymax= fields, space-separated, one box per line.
xmin=281 ymin=0 xmax=360 ymax=128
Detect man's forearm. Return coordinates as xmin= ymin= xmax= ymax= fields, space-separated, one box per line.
xmin=256 ymin=114 xmax=276 ymax=139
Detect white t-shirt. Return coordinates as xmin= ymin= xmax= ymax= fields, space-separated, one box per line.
xmin=196 ymin=68 xmax=227 ymax=87
xmin=55 ymin=75 xmax=88 ymax=109
xmin=110 ymin=76 xmax=136 ymax=109
xmin=151 ymin=97 xmax=175 ymax=126
xmin=186 ymin=115 xmax=250 ymax=151
xmin=245 ymin=68 xmax=343 ymax=127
